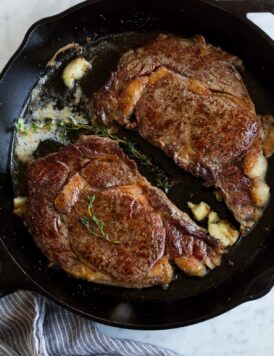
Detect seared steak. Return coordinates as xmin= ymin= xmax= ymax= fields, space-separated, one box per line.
xmin=25 ymin=135 xmax=224 ymax=288
xmin=92 ymin=34 xmax=270 ymax=234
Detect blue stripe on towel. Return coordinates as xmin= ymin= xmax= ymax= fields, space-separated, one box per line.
xmin=0 ymin=291 xmax=181 ymax=356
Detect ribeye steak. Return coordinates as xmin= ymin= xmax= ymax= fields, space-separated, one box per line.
xmin=25 ymin=135 xmax=224 ymax=288
xmin=92 ymin=34 xmax=271 ymax=234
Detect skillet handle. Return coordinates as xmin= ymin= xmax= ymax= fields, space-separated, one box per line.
xmin=0 ymin=239 xmax=33 ymax=298
xmin=206 ymin=0 xmax=274 ymax=16
xmin=206 ymin=0 xmax=274 ymax=42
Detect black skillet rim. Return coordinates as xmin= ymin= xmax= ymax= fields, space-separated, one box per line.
xmin=1 ymin=0 xmax=274 ymax=329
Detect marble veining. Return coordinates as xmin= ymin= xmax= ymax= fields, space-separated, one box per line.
xmin=97 ymin=291 xmax=274 ymax=355
xmin=1 ymin=1 xmax=274 ymax=355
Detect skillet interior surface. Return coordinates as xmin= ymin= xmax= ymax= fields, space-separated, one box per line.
xmin=1 ymin=0 xmax=274 ymax=329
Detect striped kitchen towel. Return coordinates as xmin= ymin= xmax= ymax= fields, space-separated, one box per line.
xmin=0 ymin=291 xmax=180 ymax=356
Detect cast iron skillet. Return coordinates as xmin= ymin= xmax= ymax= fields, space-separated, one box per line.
xmin=1 ymin=0 xmax=274 ymax=329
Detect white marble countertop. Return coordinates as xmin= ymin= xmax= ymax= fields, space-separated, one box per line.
xmin=1 ymin=1 xmax=274 ymax=355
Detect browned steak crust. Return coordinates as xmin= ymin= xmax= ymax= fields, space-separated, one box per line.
xmin=136 ymin=68 xmax=257 ymax=173
xmin=25 ymin=135 xmax=224 ymax=288
xmin=92 ymin=34 xmax=270 ymax=234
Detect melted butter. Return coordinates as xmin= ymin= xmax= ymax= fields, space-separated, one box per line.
xmin=31 ymin=101 xmax=84 ymax=121
xmin=15 ymin=98 xmax=88 ymax=163
xmin=15 ymin=128 xmax=57 ymax=163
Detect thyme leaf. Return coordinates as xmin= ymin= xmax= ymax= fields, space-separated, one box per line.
xmin=15 ymin=118 xmax=29 ymax=134
xmin=80 ymin=217 xmax=90 ymax=225
xmin=58 ymin=128 xmax=68 ymax=143
xmin=156 ymin=176 xmax=171 ymax=194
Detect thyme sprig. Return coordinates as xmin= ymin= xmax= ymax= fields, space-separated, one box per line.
xmin=57 ymin=120 xmax=127 ymax=144
xmin=80 ymin=195 xmax=120 ymax=244
xmin=59 ymin=119 xmax=172 ymax=192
